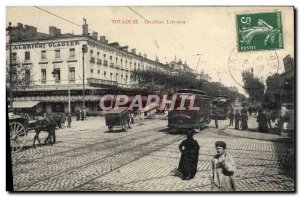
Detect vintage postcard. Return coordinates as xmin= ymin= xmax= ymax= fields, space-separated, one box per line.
xmin=6 ymin=6 xmax=295 ymax=192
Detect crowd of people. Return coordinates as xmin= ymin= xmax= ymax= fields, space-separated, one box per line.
xmin=227 ymin=104 xmax=290 ymax=135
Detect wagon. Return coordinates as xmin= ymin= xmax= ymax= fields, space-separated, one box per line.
xmin=105 ymin=107 xmax=130 ymax=132
xmin=9 ymin=113 xmax=36 ymax=152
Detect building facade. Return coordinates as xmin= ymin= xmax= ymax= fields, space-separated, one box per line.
xmin=6 ymin=21 xmax=171 ymax=113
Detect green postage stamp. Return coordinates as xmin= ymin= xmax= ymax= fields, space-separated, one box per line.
xmin=236 ymin=12 xmax=283 ymax=51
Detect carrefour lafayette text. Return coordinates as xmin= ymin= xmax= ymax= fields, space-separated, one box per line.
xmin=100 ymin=94 xmax=200 ymax=111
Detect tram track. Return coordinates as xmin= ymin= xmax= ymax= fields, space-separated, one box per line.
xmin=15 ymin=124 xmax=177 ymax=190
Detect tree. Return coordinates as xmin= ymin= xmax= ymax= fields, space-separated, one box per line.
xmin=241 ymin=68 xmax=265 ymax=102
xmin=6 ymin=54 xmax=34 ymax=102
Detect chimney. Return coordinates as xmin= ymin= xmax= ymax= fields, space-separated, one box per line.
xmin=82 ymin=18 xmax=88 ymax=36
xmin=17 ymin=23 xmax=23 ymax=29
xmin=92 ymin=32 xmax=98 ymax=40
xmin=100 ymin=36 xmax=106 ymax=43
xmin=138 ymin=52 xmax=142 ymax=56
xmin=56 ymin=28 xmax=61 ymax=36
xmin=49 ymin=26 xmax=57 ymax=36
xmin=131 ymin=48 xmax=136 ymax=54
xmin=143 ymin=54 xmax=147 ymax=59
xmin=104 ymin=39 xmax=108 ymax=44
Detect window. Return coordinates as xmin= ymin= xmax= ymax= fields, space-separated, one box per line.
xmin=12 ymin=70 xmax=17 ymax=82
xmin=103 ymin=54 xmax=106 ymax=58
xmin=25 ymin=51 xmax=30 ymax=60
xmin=110 ymin=73 xmax=113 ymax=81
xmin=97 ymin=52 xmax=100 ymax=59
xmin=41 ymin=50 xmax=46 ymax=59
xmin=104 ymin=71 xmax=106 ymax=76
xmin=69 ymin=48 xmax=75 ymax=58
xmin=25 ymin=69 xmax=30 ymax=83
xmin=110 ymin=56 xmax=112 ymax=60
xmin=69 ymin=67 xmax=75 ymax=81
xmin=90 ymin=50 xmax=93 ymax=55
xmin=54 ymin=68 xmax=60 ymax=83
xmin=41 ymin=69 xmax=46 ymax=83
xmin=55 ymin=49 xmax=60 ymax=59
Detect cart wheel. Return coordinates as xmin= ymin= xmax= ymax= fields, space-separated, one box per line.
xmin=10 ymin=122 xmax=26 ymax=152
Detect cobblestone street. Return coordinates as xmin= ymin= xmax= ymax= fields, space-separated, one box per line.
xmin=10 ymin=116 xmax=295 ymax=191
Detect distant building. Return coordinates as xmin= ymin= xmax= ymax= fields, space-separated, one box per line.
xmin=168 ymin=58 xmax=194 ymax=73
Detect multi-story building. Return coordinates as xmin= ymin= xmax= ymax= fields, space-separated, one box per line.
xmin=6 ymin=21 xmax=171 ymax=113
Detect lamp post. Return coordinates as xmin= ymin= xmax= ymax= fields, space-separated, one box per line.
xmin=82 ymin=44 xmax=87 ymax=119
xmin=6 ymin=22 xmax=13 ymax=110
xmin=68 ymin=65 xmax=71 ymax=114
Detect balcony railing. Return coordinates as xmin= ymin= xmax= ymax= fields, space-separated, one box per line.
xmin=87 ymin=78 xmax=117 ymax=87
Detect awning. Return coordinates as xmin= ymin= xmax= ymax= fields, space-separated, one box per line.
xmin=12 ymin=101 xmax=40 ymax=109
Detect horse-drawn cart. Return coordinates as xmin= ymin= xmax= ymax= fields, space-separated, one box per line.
xmin=9 ymin=113 xmax=36 ymax=152
xmin=105 ymin=107 xmax=130 ymax=132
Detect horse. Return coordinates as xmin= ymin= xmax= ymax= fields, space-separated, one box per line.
xmin=32 ymin=115 xmax=57 ymax=148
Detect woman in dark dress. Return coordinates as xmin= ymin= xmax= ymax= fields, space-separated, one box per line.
xmin=178 ymin=130 xmax=200 ymax=180
xmin=257 ymin=109 xmax=268 ymax=133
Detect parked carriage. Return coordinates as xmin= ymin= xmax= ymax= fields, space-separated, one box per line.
xmin=105 ymin=107 xmax=130 ymax=132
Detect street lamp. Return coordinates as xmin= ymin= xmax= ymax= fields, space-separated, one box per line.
xmin=6 ymin=22 xmax=13 ymax=110
xmin=82 ymin=44 xmax=87 ymax=119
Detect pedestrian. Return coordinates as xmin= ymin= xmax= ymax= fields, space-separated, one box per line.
xmin=257 ymin=109 xmax=268 ymax=133
xmin=127 ymin=111 xmax=132 ymax=129
xmin=212 ymin=105 xmax=218 ymax=128
xmin=140 ymin=109 xmax=144 ymax=120
xmin=240 ymin=110 xmax=248 ymax=130
xmin=211 ymin=141 xmax=236 ymax=191
xmin=80 ymin=108 xmax=84 ymax=121
xmin=265 ymin=108 xmax=272 ymax=129
xmin=228 ymin=109 xmax=234 ymax=126
xmin=75 ymin=108 xmax=80 ymax=121
xmin=178 ymin=129 xmax=200 ymax=180
xmin=277 ymin=104 xmax=289 ymax=135
xmin=67 ymin=113 xmax=72 ymax=128
xmin=234 ymin=110 xmax=240 ymax=130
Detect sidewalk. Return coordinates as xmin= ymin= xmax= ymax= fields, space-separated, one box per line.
xmin=218 ymin=117 xmax=293 ymax=143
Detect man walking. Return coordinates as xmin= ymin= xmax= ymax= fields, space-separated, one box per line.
xmin=228 ymin=109 xmax=234 ymax=126
xmin=67 ymin=113 xmax=72 ymax=128
xmin=234 ymin=110 xmax=240 ymax=130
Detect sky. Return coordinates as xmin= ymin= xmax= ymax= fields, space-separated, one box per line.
xmin=6 ymin=6 xmax=294 ymax=95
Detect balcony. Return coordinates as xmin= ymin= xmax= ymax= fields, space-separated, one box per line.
xmin=41 ymin=80 xmax=47 ymax=84
xmin=87 ymin=78 xmax=117 ymax=87
xmin=23 ymin=59 xmax=33 ymax=65
xmin=117 ymin=83 xmax=132 ymax=88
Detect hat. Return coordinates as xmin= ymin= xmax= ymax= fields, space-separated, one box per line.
xmin=215 ymin=141 xmax=226 ymax=149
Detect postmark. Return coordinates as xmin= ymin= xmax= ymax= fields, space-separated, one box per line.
xmin=228 ymin=45 xmax=281 ymax=89
xmin=236 ymin=12 xmax=284 ymax=52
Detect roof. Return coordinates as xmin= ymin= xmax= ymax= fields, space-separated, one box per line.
xmin=12 ymin=101 xmax=40 ymax=109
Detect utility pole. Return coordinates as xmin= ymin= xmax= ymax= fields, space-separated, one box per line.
xmin=6 ymin=22 xmax=13 ymax=110
xmin=82 ymin=44 xmax=87 ymax=119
